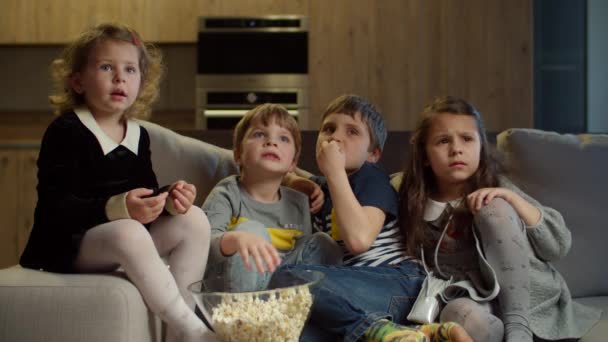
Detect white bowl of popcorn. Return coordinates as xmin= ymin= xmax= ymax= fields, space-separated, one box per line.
xmin=189 ymin=269 xmax=324 ymax=342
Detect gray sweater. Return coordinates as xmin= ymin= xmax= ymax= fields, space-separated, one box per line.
xmin=202 ymin=175 xmax=312 ymax=263
xmin=503 ymin=176 xmax=601 ymax=339
xmin=427 ymin=176 xmax=601 ymax=340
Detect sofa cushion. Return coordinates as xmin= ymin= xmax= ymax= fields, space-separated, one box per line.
xmin=0 ymin=266 xmax=161 ymax=342
xmin=576 ymin=297 xmax=608 ymax=342
xmin=497 ymin=128 xmax=608 ymax=298
xmin=139 ymin=121 xmax=238 ymax=206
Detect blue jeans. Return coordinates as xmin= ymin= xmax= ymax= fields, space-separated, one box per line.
xmin=278 ymin=260 xmax=425 ymax=342
xmin=208 ymin=220 xmax=343 ymax=292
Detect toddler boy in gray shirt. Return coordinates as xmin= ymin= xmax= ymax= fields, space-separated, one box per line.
xmin=202 ymin=104 xmax=342 ymax=292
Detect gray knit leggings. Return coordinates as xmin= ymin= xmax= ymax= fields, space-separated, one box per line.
xmin=440 ymin=198 xmax=533 ymax=342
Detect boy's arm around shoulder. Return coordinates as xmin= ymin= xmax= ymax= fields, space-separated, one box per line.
xmin=283 ymin=169 xmax=325 ymax=214
xmin=290 ymin=167 xmax=315 ymax=180
xmin=500 ymin=176 xmax=571 ymax=261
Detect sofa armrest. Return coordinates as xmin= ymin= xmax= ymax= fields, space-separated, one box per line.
xmin=496 ymin=128 xmax=608 ymax=298
xmin=139 ymin=121 xmax=238 ymax=206
xmin=0 ymin=266 xmax=161 ymax=342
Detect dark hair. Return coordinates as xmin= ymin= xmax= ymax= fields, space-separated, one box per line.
xmin=49 ymin=23 xmax=163 ymax=119
xmin=398 ymin=96 xmax=500 ymax=257
xmin=321 ymin=94 xmax=387 ymax=152
xmin=233 ymin=103 xmax=302 ymax=164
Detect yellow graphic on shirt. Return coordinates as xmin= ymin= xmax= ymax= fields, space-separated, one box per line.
xmin=330 ymin=209 xmax=341 ymax=240
xmin=227 ymin=217 xmax=248 ymax=230
xmin=227 ymin=216 xmax=303 ymax=251
xmin=267 ymin=228 xmax=303 ymax=251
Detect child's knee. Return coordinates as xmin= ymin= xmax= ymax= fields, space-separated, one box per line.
xmin=302 ymin=232 xmax=343 ymax=265
xmin=474 ymin=198 xmax=521 ymax=231
xmin=304 ymin=232 xmax=335 ymax=249
xmin=109 ymin=221 xmax=155 ymax=256
xmin=223 ymin=255 xmax=272 ymax=291
xmin=477 ymin=198 xmax=516 ymax=218
xmin=183 ymin=206 xmax=211 ymax=239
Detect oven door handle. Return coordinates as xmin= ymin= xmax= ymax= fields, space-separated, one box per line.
xmin=203 ymin=109 xmax=299 ymax=117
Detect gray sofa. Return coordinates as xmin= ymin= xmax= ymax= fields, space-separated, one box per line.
xmin=496 ymin=128 xmax=608 ymax=341
xmin=0 ymin=122 xmax=605 ymax=341
xmin=0 ymin=121 xmax=237 ymax=342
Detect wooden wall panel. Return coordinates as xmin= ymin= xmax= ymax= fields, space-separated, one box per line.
xmin=0 ymin=0 xmax=309 ymax=43
xmin=0 ymin=151 xmax=19 ymax=268
xmin=309 ymin=0 xmax=532 ymax=131
xmin=370 ymin=0 xmax=426 ymax=129
xmin=0 ymin=0 xmax=532 ymax=131
xmin=309 ymin=1 xmax=368 ymax=126
xmin=504 ymin=0 xmax=534 ymax=129
xmin=16 ymin=150 xmax=38 ymax=258
xmin=420 ymin=0 xmax=533 ymax=131
xmin=195 ymin=0 xmax=309 ymax=17
xmin=0 ymin=147 xmax=38 ymax=268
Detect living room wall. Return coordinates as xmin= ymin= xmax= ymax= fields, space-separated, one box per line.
xmin=0 ymin=0 xmax=532 ymax=135
xmin=588 ymin=0 xmax=608 ymax=133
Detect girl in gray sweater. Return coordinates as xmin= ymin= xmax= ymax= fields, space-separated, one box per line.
xmin=397 ymin=96 xmax=601 ymax=342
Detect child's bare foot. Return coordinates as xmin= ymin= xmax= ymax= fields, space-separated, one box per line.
xmin=416 ymin=322 xmax=473 ymax=342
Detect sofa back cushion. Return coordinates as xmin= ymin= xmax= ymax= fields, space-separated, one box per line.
xmin=497 ymin=128 xmax=608 ymax=298
xmin=139 ymin=121 xmax=238 ymax=206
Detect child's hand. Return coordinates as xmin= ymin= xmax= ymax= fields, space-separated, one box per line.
xmin=223 ymin=231 xmax=281 ymax=273
xmin=317 ymin=140 xmax=346 ymax=177
xmin=168 ymin=180 xmax=197 ymax=214
xmin=466 ymin=187 xmax=514 ymax=213
xmin=286 ymin=176 xmax=324 ymax=213
xmin=126 ymin=188 xmax=168 ymax=224
xmin=306 ymin=182 xmax=324 ymax=214
xmin=467 ymin=186 xmax=541 ymax=226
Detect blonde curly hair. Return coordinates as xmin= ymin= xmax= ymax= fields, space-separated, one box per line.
xmin=49 ymin=23 xmax=163 ymax=119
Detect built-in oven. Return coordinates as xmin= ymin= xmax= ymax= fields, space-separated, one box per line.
xmin=196 ymin=16 xmax=309 ymax=129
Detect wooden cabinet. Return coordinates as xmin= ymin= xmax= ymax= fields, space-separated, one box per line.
xmin=0 ymin=0 xmax=533 ymax=131
xmin=0 ymin=0 xmax=308 ymax=43
xmin=0 ymin=145 xmax=39 ymax=268
xmin=0 ymin=150 xmax=19 ymax=268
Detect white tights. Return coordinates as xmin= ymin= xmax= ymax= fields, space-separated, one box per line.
xmin=441 ymin=298 xmax=504 ymax=342
xmin=441 ymin=198 xmax=534 ymax=342
xmin=74 ymin=207 xmax=213 ymax=342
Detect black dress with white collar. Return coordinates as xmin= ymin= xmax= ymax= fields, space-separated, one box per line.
xmin=20 ymin=110 xmax=159 ymax=273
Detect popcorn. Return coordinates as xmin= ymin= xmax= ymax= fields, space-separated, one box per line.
xmin=211 ymin=285 xmax=313 ymax=342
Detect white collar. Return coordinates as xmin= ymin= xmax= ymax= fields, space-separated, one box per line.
xmin=74 ymin=107 xmax=140 ymax=156
xmin=423 ymin=197 xmax=463 ymax=222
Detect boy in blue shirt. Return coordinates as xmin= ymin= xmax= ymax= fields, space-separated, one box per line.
xmin=289 ymin=94 xmax=407 ymax=266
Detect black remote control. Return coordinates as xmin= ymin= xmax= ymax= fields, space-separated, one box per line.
xmin=143 ymin=185 xmax=171 ymax=198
